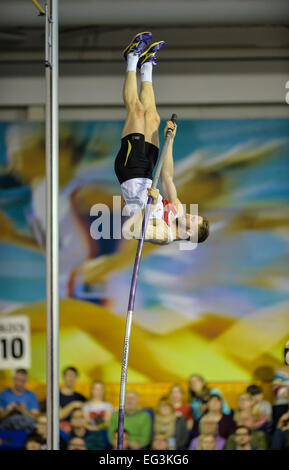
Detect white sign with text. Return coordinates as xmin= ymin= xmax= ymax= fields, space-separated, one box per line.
xmin=0 ymin=316 xmax=31 ymax=370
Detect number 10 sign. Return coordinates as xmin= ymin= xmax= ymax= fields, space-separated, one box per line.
xmin=0 ymin=316 xmax=31 ymax=370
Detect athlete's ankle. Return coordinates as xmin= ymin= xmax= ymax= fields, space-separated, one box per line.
xmin=126 ymin=53 xmax=139 ymax=72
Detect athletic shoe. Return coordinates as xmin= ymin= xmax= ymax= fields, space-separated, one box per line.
xmin=137 ymin=41 xmax=165 ymax=68
xmin=123 ymin=32 xmax=152 ymax=61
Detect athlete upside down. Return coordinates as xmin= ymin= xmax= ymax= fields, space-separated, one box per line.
xmin=114 ymin=32 xmax=209 ymax=245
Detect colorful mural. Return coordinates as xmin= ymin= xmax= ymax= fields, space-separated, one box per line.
xmin=0 ymin=118 xmax=288 ymax=383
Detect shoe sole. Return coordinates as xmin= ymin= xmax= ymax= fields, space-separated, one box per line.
xmin=137 ymin=41 xmax=165 ymax=67
xmin=122 ymin=31 xmax=152 ymax=59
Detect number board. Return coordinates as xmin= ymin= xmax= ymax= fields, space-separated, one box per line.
xmin=0 ymin=316 xmax=31 ymax=370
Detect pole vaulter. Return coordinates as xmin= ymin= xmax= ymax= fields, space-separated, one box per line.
xmin=115 ymin=32 xmax=210 ymax=450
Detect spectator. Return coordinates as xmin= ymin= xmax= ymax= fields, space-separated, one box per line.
xmin=108 ymin=390 xmax=152 ymax=450
xmin=196 ymin=434 xmax=217 ymax=450
xmin=271 ymin=412 xmax=289 ymax=450
xmin=82 ymin=381 xmax=113 ymax=430
xmin=246 ymin=385 xmax=272 ymax=420
xmin=154 ymin=397 xmax=189 ymax=449
xmin=236 ymin=393 xmax=253 ymax=414
xmin=169 ymin=384 xmax=193 ymax=430
xmin=232 ymin=425 xmax=259 ymax=450
xmin=112 ymin=429 xmax=130 ymax=450
xmin=189 ymin=416 xmax=226 ymax=450
xmin=59 ymin=367 xmax=86 ymax=428
xmin=234 ymin=393 xmax=254 ymax=427
xmin=69 ymin=408 xmax=108 ymax=450
xmin=272 ymin=347 xmax=289 ymax=427
xmin=245 ymin=386 xmax=272 ymax=433
xmin=194 ymin=394 xmax=235 ymax=440
xmin=35 ymin=413 xmax=68 ymax=450
xmin=25 ymin=433 xmax=43 ymax=450
xmin=0 ymin=369 xmax=40 ymax=432
xmin=67 ymin=436 xmax=87 ymax=450
xmin=36 ymin=413 xmax=47 ymax=440
xmin=225 ymin=410 xmax=268 ymax=450
xmin=188 ymin=374 xmax=231 ymax=420
xmin=151 ymin=433 xmax=170 ymax=450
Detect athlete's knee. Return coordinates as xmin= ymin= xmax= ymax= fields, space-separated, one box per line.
xmin=145 ymin=110 xmax=161 ymax=128
xmin=126 ymin=98 xmax=144 ymax=116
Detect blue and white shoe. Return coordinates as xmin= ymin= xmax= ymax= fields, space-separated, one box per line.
xmin=123 ymin=32 xmax=152 ymax=61
xmin=137 ymin=41 xmax=165 ymax=68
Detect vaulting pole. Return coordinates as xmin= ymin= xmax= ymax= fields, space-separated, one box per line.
xmin=117 ymin=114 xmax=177 ymax=450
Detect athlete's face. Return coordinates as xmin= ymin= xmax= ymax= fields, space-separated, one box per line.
xmin=185 ymin=214 xmax=203 ymax=238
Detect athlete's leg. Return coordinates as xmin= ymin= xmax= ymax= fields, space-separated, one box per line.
xmin=138 ymin=41 xmax=165 ymax=147
xmin=140 ymin=80 xmax=160 ymax=147
xmin=121 ymin=32 xmax=152 ymax=138
xmin=122 ymin=70 xmax=145 ymax=138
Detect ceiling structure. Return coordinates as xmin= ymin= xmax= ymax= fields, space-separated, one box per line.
xmin=0 ymin=0 xmax=288 ymax=77
xmin=0 ymin=0 xmax=288 ymax=120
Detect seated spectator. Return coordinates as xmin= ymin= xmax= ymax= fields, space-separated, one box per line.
xmin=236 ymin=393 xmax=253 ymax=415
xmin=188 ymin=374 xmax=231 ymax=420
xmin=0 ymin=369 xmax=40 ymax=432
xmin=194 ymin=394 xmax=235 ymax=440
xmin=82 ymin=381 xmax=113 ymax=430
xmin=112 ymin=429 xmax=130 ymax=450
xmin=232 ymin=425 xmax=259 ymax=450
xmin=34 ymin=413 xmax=68 ymax=450
xmin=189 ymin=416 xmax=226 ymax=450
xmin=234 ymin=393 xmax=260 ymax=429
xmin=59 ymin=367 xmax=86 ymax=430
xmin=154 ymin=397 xmax=189 ymax=450
xmin=151 ymin=433 xmax=169 ymax=450
xmin=67 ymin=436 xmax=87 ymax=450
xmin=169 ymin=384 xmax=193 ymax=430
xmin=225 ymin=410 xmax=268 ymax=450
xmin=246 ymin=384 xmax=272 ymax=421
xmin=271 ymin=411 xmax=289 ymax=450
xmin=196 ymin=434 xmax=217 ymax=450
xmin=272 ymin=348 xmax=289 ymax=428
xmin=108 ymin=390 xmax=152 ymax=450
xmin=25 ymin=433 xmax=43 ymax=450
xmin=245 ymin=385 xmax=272 ymax=433
xmin=69 ymin=408 xmax=108 ymax=450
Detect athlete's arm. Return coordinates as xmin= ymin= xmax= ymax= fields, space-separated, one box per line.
xmin=160 ymin=121 xmax=184 ymax=217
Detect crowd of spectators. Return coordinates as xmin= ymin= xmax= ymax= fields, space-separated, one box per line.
xmin=0 ymin=353 xmax=288 ymax=451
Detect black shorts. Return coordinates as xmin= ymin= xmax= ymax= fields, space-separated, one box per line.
xmin=114 ymin=133 xmax=159 ymax=184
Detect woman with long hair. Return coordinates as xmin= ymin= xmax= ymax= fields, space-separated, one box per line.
xmin=169 ymin=384 xmax=193 ymax=430
xmin=154 ymin=397 xmax=189 ymax=450
xmin=82 ymin=381 xmax=113 ymax=430
xmin=188 ymin=374 xmax=231 ymax=420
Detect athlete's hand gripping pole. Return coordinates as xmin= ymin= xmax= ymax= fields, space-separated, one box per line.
xmin=117 ymin=114 xmax=177 ymax=450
